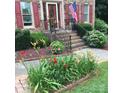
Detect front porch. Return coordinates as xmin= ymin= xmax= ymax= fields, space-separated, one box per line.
xmin=42 ymin=0 xmax=65 ymax=30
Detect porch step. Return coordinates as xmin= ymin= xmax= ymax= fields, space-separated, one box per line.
xmin=72 ymin=46 xmax=88 ymax=51
xmin=71 ymin=39 xmax=82 ymax=44
xmin=45 ymin=31 xmax=88 ymax=52
xmin=71 ymin=36 xmax=81 ymax=40
xmin=71 ymin=42 xmax=85 ymax=48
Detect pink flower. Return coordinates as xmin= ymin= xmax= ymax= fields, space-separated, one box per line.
xmin=48 ymin=47 xmax=51 ymax=50
xmin=58 ymin=48 xmax=60 ymax=51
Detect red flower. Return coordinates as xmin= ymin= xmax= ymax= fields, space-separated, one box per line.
xmin=64 ymin=64 xmax=68 ymax=68
xmin=19 ymin=51 xmax=26 ymax=56
xmin=53 ymin=57 xmax=57 ymax=64
xmin=48 ymin=47 xmax=51 ymax=50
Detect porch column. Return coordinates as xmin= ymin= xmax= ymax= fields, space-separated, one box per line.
xmin=39 ymin=0 xmax=45 ymax=30
xmin=39 ymin=0 xmax=44 ymax=20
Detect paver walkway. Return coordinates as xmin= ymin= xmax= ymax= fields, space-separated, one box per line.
xmin=15 ymin=48 xmax=108 ymax=93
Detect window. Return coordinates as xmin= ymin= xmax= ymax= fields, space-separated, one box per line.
xmin=84 ymin=3 xmax=89 ymax=22
xmin=21 ymin=1 xmax=32 ymax=26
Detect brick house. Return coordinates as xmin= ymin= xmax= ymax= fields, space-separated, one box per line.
xmin=15 ymin=0 xmax=95 ymax=30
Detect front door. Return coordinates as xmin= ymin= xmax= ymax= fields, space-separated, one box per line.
xmin=46 ymin=3 xmax=59 ymax=30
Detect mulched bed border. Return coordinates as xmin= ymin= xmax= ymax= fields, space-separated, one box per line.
xmin=15 ymin=52 xmax=72 ymax=63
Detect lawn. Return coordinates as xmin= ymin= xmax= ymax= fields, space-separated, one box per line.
xmin=63 ymin=62 xmax=108 ymax=93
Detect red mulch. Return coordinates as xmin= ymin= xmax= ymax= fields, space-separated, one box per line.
xmin=15 ymin=48 xmax=70 ymax=62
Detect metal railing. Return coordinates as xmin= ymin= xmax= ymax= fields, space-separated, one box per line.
xmin=43 ymin=19 xmax=73 ymax=53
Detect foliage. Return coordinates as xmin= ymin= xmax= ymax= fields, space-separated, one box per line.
xmin=50 ymin=40 xmax=65 ymax=54
xmin=15 ymin=29 xmax=31 ymax=51
xmin=27 ymin=51 xmax=97 ymax=93
xmin=95 ymin=0 xmax=108 ymax=23
xmin=75 ymin=23 xmax=93 ymax=37
xmin=83 ymin=30 xmax=107 ymax=48
xmin=28 ymin=61 xmax=62 ymax=93
xmin=63 ymin=62 xmax=108 ymax=93
xmin=30 ymin=32 xmax=50 ymax=48
xmin=15 ymin=29 xmax=50 ymax=51
xmin=95 ymin=18 xmax=108 ymax=34
xmin=81 ymin=23 xmax=93 ymax=31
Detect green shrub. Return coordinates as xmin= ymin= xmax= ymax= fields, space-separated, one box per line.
xmin=30 ymin=32 xmax=50 ymax=48
xmin=50 ymin=40 xmax=64 ymax=54
xmin=27 ymin=52 xmax=97 ymax=93
xmin=15 ymin=29 xmax=31 ymax=51
xmin=81 ymin=23 xmax=93 ymax=31
xmin=75 ymin=23 xmax=93 ymax=37
xmin=83 ymin=30 xmax=107 ymax=48
xmin=75 ymin=23 xmax=86 ymax=37
xmin=95 ymin=18 xmax=108 ymax=34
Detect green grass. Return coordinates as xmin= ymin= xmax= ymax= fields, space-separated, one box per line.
xmin=63 ymin=62 xmax=108 ymax=93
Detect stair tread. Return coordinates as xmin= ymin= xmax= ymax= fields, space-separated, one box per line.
xmin=72 ymin=46 xmax=88 ymax=51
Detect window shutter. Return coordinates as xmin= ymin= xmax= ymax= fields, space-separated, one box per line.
xmin=32 ymin=0 xmax=40 ymax=28
xmin=89 ymin=4 xmax=93 ymax=24
xmin=64 ymin=4 xmax=69 ymax=25
xmin=15 ymin=1 xmax=23 ymax=28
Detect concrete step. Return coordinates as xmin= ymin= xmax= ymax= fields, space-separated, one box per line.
xmin=71 ymin=36 xmax=81 ymax=40
xmin=71 ymin=39 xmax=82 ymax=44
xmin=72 ymin=46 xmax=88 ymax=51
xmin=64 ymin=39 xmax=83 ymax=44
xmin=71 ymin=42 xmax=85 ymax=48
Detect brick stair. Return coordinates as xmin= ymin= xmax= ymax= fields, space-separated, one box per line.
xmin=54 ymin=31 xmax=88 ymax=52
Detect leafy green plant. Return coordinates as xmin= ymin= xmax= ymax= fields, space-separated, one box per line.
xmin=27 ymin=52 xmax=97 ymax=93
xmin=95 ymin=18 xmax=108 ymax=34
xmin=30 ymin=32 xmax=50 ymax=48
xmin=50 ymin=40 xmax=64 ymax=54
xmin=15 ymin=29 xmax=31 ymax=51
xmin=81 ymin=23 xmax=93 ymax=31
xmin=75 ymin=23 xmax=93 ymax=37
xmin=28 ymin=61 xmax=62 ymax=93
xmin=83 ymin=30 xmax=107 ymax=48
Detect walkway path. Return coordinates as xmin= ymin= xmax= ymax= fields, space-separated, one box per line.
xmin=15 ymin=48 xmax=108 ymax=93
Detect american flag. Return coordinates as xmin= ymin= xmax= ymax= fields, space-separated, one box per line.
xmin=69 ymin=1 xmax=78 ymax=22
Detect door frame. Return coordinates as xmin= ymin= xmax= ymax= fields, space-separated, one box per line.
xmin=46 ymin=2 xmax=59 ymax=30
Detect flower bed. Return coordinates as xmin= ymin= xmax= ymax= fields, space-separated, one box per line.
xmin=27 ymin=51 xmax=97 ymax=93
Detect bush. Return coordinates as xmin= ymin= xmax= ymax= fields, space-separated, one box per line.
xmin=15 ymin=29 xmax=31 ymax=51
xmin=81 ymin=23 xmax=93 ymax=31
xmin=30 ymin=32 xmax=50 ymax=48
xmin=50 ymin=40 xmax=64 ymax=54
xmin=95 ymin=18 xmax=108 ymax=34
xmin=83 ymin=30 xmax=107 ymax=48
xmin=27 ymin=52 xmax=97 ymax=93
xmin=75 ymin=23 xmax=93 ymax=37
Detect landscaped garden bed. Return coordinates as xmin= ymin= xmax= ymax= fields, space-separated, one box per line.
xmin=63 ymin=62 xmax=108 ymax=93
xmin=24 ymin=51 xmax=97 ymax=93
